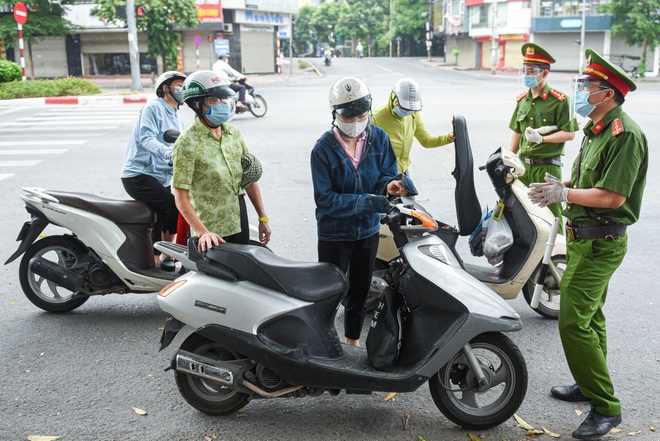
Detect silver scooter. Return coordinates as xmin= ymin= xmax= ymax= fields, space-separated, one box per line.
xmin=156 ymin=198 xmax=528 ymax=430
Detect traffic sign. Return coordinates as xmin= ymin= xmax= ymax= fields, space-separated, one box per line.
xmin=193 ymin=34 xmax=202 ymax=48
xmin=367 ymin=37 xmax=372 ymax=45
xmin=14 ymin=2 xmax=28 ymax=25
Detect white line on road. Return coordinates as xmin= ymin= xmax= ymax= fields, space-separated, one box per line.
xmin=2 ymin=120 xmax=133 ymax=126
xmin=0 ymin=140 xmax=86 ymax=146
xmin=0 ymin=108 xmax=29 ymax=117
xmin=0 ymin=149 xmax=67 ymax=155
xmin=0 ymin=160 xmax=42 ymax=167
xmin=375 ymin=64 xmax=401 ymax=74
xmin=0 ymin=126 xmax=119 ymax=131
xmin=0 ymin=174 xmax=14 ymax=181
xmin=18 ymin=116 xmax=136 ymax=122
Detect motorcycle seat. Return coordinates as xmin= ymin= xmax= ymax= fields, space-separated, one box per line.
xmin=203 ymin=243 xmax=349 ymax=302
xmin=46 ymin=190 xmax=155 ymax=225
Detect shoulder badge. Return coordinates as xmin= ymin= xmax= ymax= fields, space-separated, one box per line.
xmin=516 ymin=91 xmax=527 ymax=102
xmin=611 ymin=118 xmax=625 ymax=137
xmin=550 ymin=89 xmax=566 ymax=101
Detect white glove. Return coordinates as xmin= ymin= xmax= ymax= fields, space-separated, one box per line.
xmin=524 ymin=127 xmax=543 ymax=144
xmin=537 ymin=125 xmax=558 ymax=135
xmin=528 ymin=173 xmax=569 ymax=208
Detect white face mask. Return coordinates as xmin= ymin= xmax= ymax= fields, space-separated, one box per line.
xmin=336 ymin=118 xmax=369 ymax=138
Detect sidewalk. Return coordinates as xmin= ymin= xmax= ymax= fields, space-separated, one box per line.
xmin=0 ymin=60 xmax=320 ymax=107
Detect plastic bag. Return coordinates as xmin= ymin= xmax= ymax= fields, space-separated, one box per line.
xmin=483 ymin=215 xmax=513 ymax=265
xmin=469 ymin=208 xmax=493 ymax=257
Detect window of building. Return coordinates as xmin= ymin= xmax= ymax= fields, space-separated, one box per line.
xmin=87 ymin=53 xmax=156 ymax=75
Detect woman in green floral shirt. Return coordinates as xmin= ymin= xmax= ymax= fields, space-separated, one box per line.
xmin=172 ymin=70 xmax=270 ymax=252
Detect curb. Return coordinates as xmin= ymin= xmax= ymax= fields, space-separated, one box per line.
xmin=45 ymin=95 xmax=148 ymax=105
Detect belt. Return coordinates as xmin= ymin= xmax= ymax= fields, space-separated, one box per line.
xmin=520 ymin=156 xmax=563 ymax=166
xmin=565 ymin=221 xmax=627 ymax=241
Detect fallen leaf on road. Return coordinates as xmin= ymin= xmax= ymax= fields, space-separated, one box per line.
xmin=416 ymin=436 xmax=426 ymax=441
xmin=236 ymin=413 xmax=247 ymax=418
xmin=651 ymin=426 xmax=656 ymax=432
xmin=514 ymin=413 xmax=535 ymax=430
xmin=383 ymin=392 xmax=397 ymax=401
xmin=27 ymin=437 xmax=62 ymax=441
xmin=526 ymin=429 xmax=544 ymax=436
xmin=542 ymin=426 xmax=561 ymax=438
xmin=628 ymin=431 xmax=641 ymax=436
xmin=468 ymin=433 xmax=482 ymax=441
xmin=575 ymin=409 xmax=583 ymax=416
xmin=402 ymin=413 xmax=411 ymax=430
xmin=611 ymin=428 xmax=622 ymax=433
xmin=131 ymin=406 xmax=147 ymax=415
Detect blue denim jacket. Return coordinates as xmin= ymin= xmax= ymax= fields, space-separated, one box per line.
xmin=311 ymin=125 xmax=415 ymax=241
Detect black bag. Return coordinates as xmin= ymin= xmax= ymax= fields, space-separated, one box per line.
xmin=366 ymin=266 xmax=410 ymax=371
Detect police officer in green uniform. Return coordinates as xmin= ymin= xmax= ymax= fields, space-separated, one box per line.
xmin=528 ymin=49 xmax=648 ymax=440
xmin=509 ymin=43 xmax=579 ymax=233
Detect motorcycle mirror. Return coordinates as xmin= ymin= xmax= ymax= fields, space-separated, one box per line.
xmin=163 ymin=129 xmax=180 ymax=144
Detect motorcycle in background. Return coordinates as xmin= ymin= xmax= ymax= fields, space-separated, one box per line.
xmin=323 ymin=49 xmax=332 ymax=66
xmin=233 ymin=79 xmax=267 ymax=118
xmin=368 ymin=115 xmax=566 ymax=319
xmin=157 ymin=197 xmax=528 ymax=430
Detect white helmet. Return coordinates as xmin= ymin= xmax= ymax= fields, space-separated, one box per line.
xmin=393 ymin=78 xmax=422 ymax=111
xmin=328 ymin=77 xmax=372 ymax=118
xmin=155 ymin=71 xmax=187 ymax=105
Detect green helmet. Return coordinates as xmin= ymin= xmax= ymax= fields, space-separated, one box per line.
xmin=182 ymin=70 xmax=236 ymax=104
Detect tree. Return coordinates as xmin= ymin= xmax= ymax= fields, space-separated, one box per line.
xmin=92 ymin=0 xmax=199 ymax=71
xmin=0 ymin=0 xmax=78 ymax=78
xmin=600 ymin=0 xmax=660 ymax=76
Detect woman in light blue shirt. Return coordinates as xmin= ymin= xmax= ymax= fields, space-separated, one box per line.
xmin=121 ymin=71 xmax=186 ymax=271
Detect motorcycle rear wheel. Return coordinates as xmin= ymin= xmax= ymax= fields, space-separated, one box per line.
xmin=429 ymin=332 xmax=528 ymax=430
xmin=18 ymin=236 xmax=89 ymax=313
xmin=249 ymin=95 xmax=267 ymax=118
xmin=175 ymin=332 xmax=250 ymax=415
xmin=522 ymin=254 xmax=566 ymax=319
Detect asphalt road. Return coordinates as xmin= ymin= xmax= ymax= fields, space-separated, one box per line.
xmin=0 ymin=57 xmax=658 ymax=441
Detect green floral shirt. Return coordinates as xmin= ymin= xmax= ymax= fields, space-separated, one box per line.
xmin=172 ymin=119 xmax=247 ymax=237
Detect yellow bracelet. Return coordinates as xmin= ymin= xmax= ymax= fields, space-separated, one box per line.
xmin=258 ymin=217 xmax=270 ymax=222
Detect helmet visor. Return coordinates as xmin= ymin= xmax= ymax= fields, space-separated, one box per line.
xmin=334 ymin=95 xmax=372 ymax=118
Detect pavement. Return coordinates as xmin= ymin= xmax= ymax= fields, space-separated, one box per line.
xmin=0 ymin=59 xmax=321 ymax=107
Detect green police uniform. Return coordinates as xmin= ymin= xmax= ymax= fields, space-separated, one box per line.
xmin=509 ymin=43 xmax=579 ymax=233
xmin=560 ymin=50 xmax=648 ymax=418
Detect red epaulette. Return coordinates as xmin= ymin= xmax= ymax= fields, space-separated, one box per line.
xmin=515 ymin=91 xmax=527 ymax=102
xmin=611 ymin=118 xmax=625 ymax=137
xmin=550 ymin=89 xmax=566 ymax=101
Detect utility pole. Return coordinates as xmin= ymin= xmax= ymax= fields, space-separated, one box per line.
xmin=389 ymin=0 xmax=393 ymax=57
xmin=425 ymin=0 xmax=434 ymax=61
xmin=490 ymin=0 xmax=498 ymax=75
xmin=126 ymin=0 xmax=143 ymax=91
xmin=578 ymin=0 xmax=586 ymax=73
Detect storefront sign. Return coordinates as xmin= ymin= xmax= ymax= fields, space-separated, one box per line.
xmin=196 ymin=0 xmax=223 ymax=23
xmin=235 ymin=10 xmax=287 ymax=25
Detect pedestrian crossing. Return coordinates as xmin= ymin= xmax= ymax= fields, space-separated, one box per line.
xmin=0 ymin=105 xmax=140 ymax=181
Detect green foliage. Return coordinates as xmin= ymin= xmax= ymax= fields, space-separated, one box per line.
xmin=0 ymin=77 xmax=101 ymax=100
xmin=0 ymin=60 xmax=22 ymax=83
xmin=298 ymin=59 xmax=310 ymax=69
xmin=292 ymin=0 xmax=427 ymax=57
xmin=0 ymin=0 xmax=78 ymax=47
xmin=92 ymin=0 xmax=200 ymax=71
xmin=600 ymin=0 xmax=660 ymax=75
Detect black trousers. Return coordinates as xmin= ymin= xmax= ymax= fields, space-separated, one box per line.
xmin=222 ymin=194 xmax=249 ymax=245
xmin=318 ymin=233 xmax=379 ymax=340
xmin=122 ymin=175 xmax=179 ymax=254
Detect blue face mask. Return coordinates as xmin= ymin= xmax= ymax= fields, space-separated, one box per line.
xmin=203 ymin=103 xmax=233 ymax=125
xmin=521 ymin=74 xmax=540 ymax=89
xmin=573 ymin=89 xmax=608 ymax=118
xmin=393 ymin=106 xmax=415 ymax=118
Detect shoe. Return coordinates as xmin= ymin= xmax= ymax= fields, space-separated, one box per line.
xmin=551 ymin=384 xmax=590 ymax=402
xmin=572 ymin=409 xmax=621 ymax=439
xmin=160 ymin=257 xmax=176 ymax=272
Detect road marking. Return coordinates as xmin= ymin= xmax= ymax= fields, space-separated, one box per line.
xmin=0 ymin=126 xmax=120 ymax=131
xmin=0 ymin=160 xmax=42 ymax=167
xmin=0 ymin=174 xmax=14 ymax=181
xmin=0 ymin=149 xmax=67 ymax=155
xmin=2 ymin=120 xmax=133 ymax=126
xmin=0 ymin=140 xmax=86 ymax=146
xmin=17 ymin=116 xmax=136 ymax=122
xmin=0 ymin=108 xmax=28 ymax=117
xmin=375 ymin=64 xmax=401 ymax=74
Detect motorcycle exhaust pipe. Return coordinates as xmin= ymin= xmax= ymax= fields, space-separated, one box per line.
xmin=29 ymin=257 xmax=82 ymax=293
xmin=172 ymin=350 xmax=237 ymax=386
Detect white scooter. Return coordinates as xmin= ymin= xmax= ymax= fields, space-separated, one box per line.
xmin=368 ymin=115 xmax=566 ymax=318
xmin=233 ymin=79 xmax=267 ymax=118
xmin=4 ymin=187 xmax=184 ymax=312
xmin=156 ymin=199 xmax=528 ymax=430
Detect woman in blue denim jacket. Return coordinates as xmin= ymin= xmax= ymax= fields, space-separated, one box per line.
xmin=311 ymin=77 xmax=416 ymax=347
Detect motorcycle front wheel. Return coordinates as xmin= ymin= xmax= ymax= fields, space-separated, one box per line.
xmin=522 ymin=254 xmax=566 ymax=319
xmin=249 ymin=95 xmax=267 ymax=118
xmin=429 ymin=332 xmax=528 ymax=430
xmin=175 ymin=332 xmax=250 ymax=415
xmin=19 ymin=236 xmax=89 ymax=313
